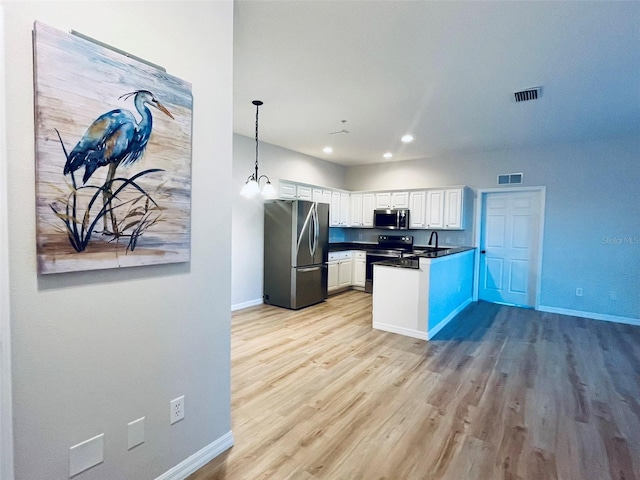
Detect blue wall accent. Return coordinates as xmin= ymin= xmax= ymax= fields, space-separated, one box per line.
xmin=428 ymin=252 xmax=475 ymax=330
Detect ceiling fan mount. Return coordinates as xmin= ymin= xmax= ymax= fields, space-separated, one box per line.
xmin=330 ymin=120 xmax=350 ymax=135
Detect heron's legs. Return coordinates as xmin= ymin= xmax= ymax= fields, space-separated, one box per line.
xmin=102 ymin=163 xmax=119 ymax=236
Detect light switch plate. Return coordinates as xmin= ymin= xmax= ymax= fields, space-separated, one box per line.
xmin=69 ymin=433 xmax=104 ymax=477
xmin=127 ymin=417 xmax=145 ymax=450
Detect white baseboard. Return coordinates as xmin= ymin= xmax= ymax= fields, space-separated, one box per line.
xmin=372 ymin=322 xmax=428 ymax=341
xmin=231 ymin=298 xmax=263 ymax=312
xmin=427 ymin=298 xmax=473 ymax=340
xmin=156 ymin=431 xmax=234 ymax=480
xmin=373 ymin=298 xmax=474 ymax=342
xmin=538 ymin=306 xmax=640 ymax=327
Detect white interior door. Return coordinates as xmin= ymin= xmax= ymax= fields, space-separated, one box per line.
xmin=478 ymin=190 xmax=543 ymax=308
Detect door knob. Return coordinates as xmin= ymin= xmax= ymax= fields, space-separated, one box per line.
xmin=481 ymin=250 xmax=486 ymax=254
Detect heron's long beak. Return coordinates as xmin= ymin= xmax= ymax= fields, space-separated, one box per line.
xmin=156 ymin=102 xmax=175 ymax=119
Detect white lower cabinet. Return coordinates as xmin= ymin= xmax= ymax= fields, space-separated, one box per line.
xmin=328 ymin=260 xmax=339 ymax=291
xmin=353 ymin=251 xmax=366 ymax=287
xmin=328 ymin=251 xmax=354 ymax=293
xmin=338 ymin=258 xmax=353 ymax=288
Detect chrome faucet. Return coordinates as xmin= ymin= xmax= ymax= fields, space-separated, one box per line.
xmin=428 ymin=231 xmax=439 ymax=250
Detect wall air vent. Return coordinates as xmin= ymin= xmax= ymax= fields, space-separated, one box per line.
xmin=498 ymin=173 xmax=523 ymax=185
xmin=514 ymin=87 xmax=542 ymax=102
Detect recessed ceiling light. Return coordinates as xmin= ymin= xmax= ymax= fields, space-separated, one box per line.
xmin=323 ymin=147 xmax=333 ymax=154
xmin=401 ymin=134 xmax=414 ymax=143
xmin=383 ymin=152 xmax=393 ymax=159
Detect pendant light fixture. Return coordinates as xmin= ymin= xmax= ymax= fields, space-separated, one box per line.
xmin=241 ymin=100 xmax=275 ymax=197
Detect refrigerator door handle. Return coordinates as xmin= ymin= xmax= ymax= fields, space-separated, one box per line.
xmin=309 ymin=204 xmax=316 ymax=256
xmin=311 ymin=204 xmax=319 ymax=256
xmin=297 ymin=205 xmax=315 ymax=257
xmin=297 ymin=266 xmax=324 ymax=273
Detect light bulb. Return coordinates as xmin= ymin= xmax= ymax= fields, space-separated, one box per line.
xmin=261 ymin=182 xmax=276 ymax=198
xmin=241 ymin=179 xmax=259 ymax=197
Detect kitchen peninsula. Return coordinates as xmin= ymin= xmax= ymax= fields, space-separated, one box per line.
xmin=372 ymin=247 xmax=475 ymax=340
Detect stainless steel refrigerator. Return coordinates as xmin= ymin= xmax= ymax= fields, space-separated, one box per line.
xmin=264 ymin=200 xmax=329 ymax=309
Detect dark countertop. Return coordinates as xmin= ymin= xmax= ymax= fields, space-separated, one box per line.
xmin=329 ymin=242 xmax=377 ymax=252
xmin=372 ymin=246 xmax=475 ymax=269
xmin=373 ymin=258 xmax=420 ymax=269
xmin=409 ymin=246 xmax=475 ymax=259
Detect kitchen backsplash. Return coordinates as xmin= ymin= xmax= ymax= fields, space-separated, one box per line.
xmin=330 ymin=227 xmax=474 ymax=247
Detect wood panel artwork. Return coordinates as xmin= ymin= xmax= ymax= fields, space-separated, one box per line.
xmin=189 ymin=292 xmax=640 ymax=480
xmin=33 ymin=21 xmax=193 ymax=274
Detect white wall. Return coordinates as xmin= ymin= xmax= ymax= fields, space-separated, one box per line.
xmin=3 ymin=2 xmax=233 ymax=479
xmin=232 ymin=134 xmax=345 ymax=309
xmin=345 ymin=136 xmax=640 ymax=321
xmin=0 ymin=5 xmax=16 ymax=479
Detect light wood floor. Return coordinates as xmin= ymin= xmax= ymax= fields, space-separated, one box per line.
xmin=188 ymin=291 xmax=640 ymax=480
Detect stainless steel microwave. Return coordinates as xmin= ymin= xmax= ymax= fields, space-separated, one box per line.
xmin=373 ymin=209 xmax=410 ymax=230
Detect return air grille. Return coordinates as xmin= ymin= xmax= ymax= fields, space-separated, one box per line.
xmin=514 ymin=87 xmax=541 ymax=102
xmin=498 ymin=173 xmax=523 ymax=185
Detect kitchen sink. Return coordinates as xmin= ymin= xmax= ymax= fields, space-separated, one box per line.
xmin=413 ymin=247 xmax=449 ymax=254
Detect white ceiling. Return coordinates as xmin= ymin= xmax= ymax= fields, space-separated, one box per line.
xmin=233 ymin=1 xmax=640 ymax=166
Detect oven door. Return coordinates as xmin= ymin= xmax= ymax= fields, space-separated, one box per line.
xmin=365 ymin=252 xmax=399 ymax=293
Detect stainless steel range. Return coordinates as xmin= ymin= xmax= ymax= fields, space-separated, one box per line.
xmin=364 ymin=235 xmax=414 ymax=293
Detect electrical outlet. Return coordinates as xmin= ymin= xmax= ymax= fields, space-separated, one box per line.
xmin=575 ymin=288 xmax=583 ymax=297
xmin=170 ymin=396 xmax=185 ymax=425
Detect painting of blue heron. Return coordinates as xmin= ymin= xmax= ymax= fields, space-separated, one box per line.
xmin=33 ymin=22 xmax=192 ymax=274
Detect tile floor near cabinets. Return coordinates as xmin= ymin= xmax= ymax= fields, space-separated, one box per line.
xmin=189 ymin=291 xmax=640 ymax=480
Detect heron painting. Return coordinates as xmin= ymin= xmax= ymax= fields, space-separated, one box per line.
xmin=33 ymin=22 xmax=193 ymax=274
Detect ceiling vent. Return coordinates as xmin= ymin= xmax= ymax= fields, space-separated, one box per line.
xmin=514 ymin=87 xmax=542 ymax=103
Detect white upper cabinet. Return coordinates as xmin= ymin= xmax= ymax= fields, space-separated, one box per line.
xmin=278 ymin=180 xmax=465 ymax=230
xmin=330 ymin=191 xmax=350 ymax=227
xmin=279 ymin=181 xmax=297 ymax=199
xmin=375 ymin=191 xmax=409 ymax=209
xmin=444 ymin=188 xmax=464 ymax=229
xmin=409 ymin=191 xmax=427 ymax=228
xmin=297 ymin=185 xmax=312 ymax=201
xmin=312 ymin=188 xmax=332 ymax=204
xmin=426 ymin=188 xmax=465 ymax=230
xmin=375 ymin=192 xmax=392 ymax=209
xmin=340 ymin=193 xmax=350 ymax=226
xmin=350 ymin=194 xmax=363 ymax=226
xmin=426 ymin=190 xmax=445 ymax=229
xmin=391 ymin=192 xmax=409 ymax=209
xmin=362 ymin=193 xmax=375 ymax=227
